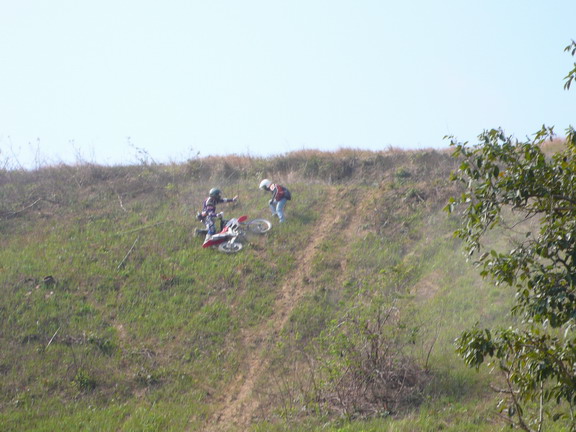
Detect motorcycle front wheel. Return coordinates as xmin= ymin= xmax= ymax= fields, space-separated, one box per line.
xmin=246 ymin=219 xmax=272 ymax=234
xmin=218 ymin=241 xmax=243 ymax=253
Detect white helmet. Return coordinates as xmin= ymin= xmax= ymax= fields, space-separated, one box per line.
xmin=259 ymin=179 xmax=272 ymax=190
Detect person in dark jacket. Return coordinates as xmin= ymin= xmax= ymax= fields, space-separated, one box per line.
xmin=199 ymin=188 xmax=237 ymax=237
xmin=259 ymin=179 xmax=291 ymax=223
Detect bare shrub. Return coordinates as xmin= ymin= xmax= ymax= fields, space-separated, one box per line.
xmin=266 ymin=299 xmax=430 ymax=422
xmin=314 ymin=298 xmax=430 ymax=419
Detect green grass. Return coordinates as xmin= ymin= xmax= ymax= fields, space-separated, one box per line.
xmin=0 ymin=152 xmax=525 ymax=431
xmin=0 ymin=399 xmax=206 ymax=432
xmin=250 ymin=398 xmax=500 ymax=432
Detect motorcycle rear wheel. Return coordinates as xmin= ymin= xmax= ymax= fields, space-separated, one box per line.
xmin=218 ymin=241 xmax=243 ymax=253
xmin=246 ymin=219 xmax=272 ymax=234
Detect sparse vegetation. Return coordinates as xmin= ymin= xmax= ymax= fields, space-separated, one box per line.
xmin=0 ymin=148 xmax=532 ymax=431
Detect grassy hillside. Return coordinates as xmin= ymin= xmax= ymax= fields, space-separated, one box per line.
xmin=0 ymin=149 xmax=532 ymax=431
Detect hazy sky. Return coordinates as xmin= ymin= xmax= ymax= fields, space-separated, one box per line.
xmin=1 ymin=1 xmax=575 ymax=168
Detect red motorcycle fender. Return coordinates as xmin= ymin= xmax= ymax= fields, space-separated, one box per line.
xmin=203 ymin=238 xmax=223 ymax=248
xmin=202 ymin=235 xmax=228 ymax=248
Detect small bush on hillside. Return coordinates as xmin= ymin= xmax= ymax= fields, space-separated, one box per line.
xmin=314 ymin=285 xmax=429 ymax=419
xmin=73 ymin=369 xmax=97 ymax=392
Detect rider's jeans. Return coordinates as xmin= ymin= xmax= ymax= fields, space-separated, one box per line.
xmin=270 ymin=198 xmax=287 ymax=223
xmin=205 ymin=216 xmax=217 ymax=235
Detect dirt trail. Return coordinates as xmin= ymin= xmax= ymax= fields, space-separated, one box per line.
xmin=201 ymin=186 xmax=368 ymax=431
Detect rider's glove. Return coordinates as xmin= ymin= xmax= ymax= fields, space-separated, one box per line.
xmin=268 ymin=199 xmax=273 ymax=205
xmin=217 ymin=212 xmax=224 ymax=218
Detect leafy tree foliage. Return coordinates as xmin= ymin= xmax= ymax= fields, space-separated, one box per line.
xmin=447 ymin=41 xmax=576 ymax=431
xmin=564 ymin=40 xmax=576 ymax=90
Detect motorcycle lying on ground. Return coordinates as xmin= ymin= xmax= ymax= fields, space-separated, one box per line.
xmin=195 ymin=212 xmax=272 ymax=253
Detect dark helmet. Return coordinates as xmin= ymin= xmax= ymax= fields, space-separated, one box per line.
xmin=209 ymin=188 xmax=221 ymax=197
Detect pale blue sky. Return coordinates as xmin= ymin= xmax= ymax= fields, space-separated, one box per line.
xmin=1 ymin=1 xmax=574 ymax=168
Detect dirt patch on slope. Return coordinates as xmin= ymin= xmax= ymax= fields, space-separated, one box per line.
xmin=200 ymin=186 xmax=370 ymax=431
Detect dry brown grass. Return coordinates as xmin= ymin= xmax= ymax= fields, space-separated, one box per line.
xmin=540 ymin=137 xmax=567 ymax=155
xmin=0 ymin=148 xmax=460 ymax=223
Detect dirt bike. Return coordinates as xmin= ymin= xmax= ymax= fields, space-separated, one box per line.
xmin=195 ymin=213 xmax=272 ymax=253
